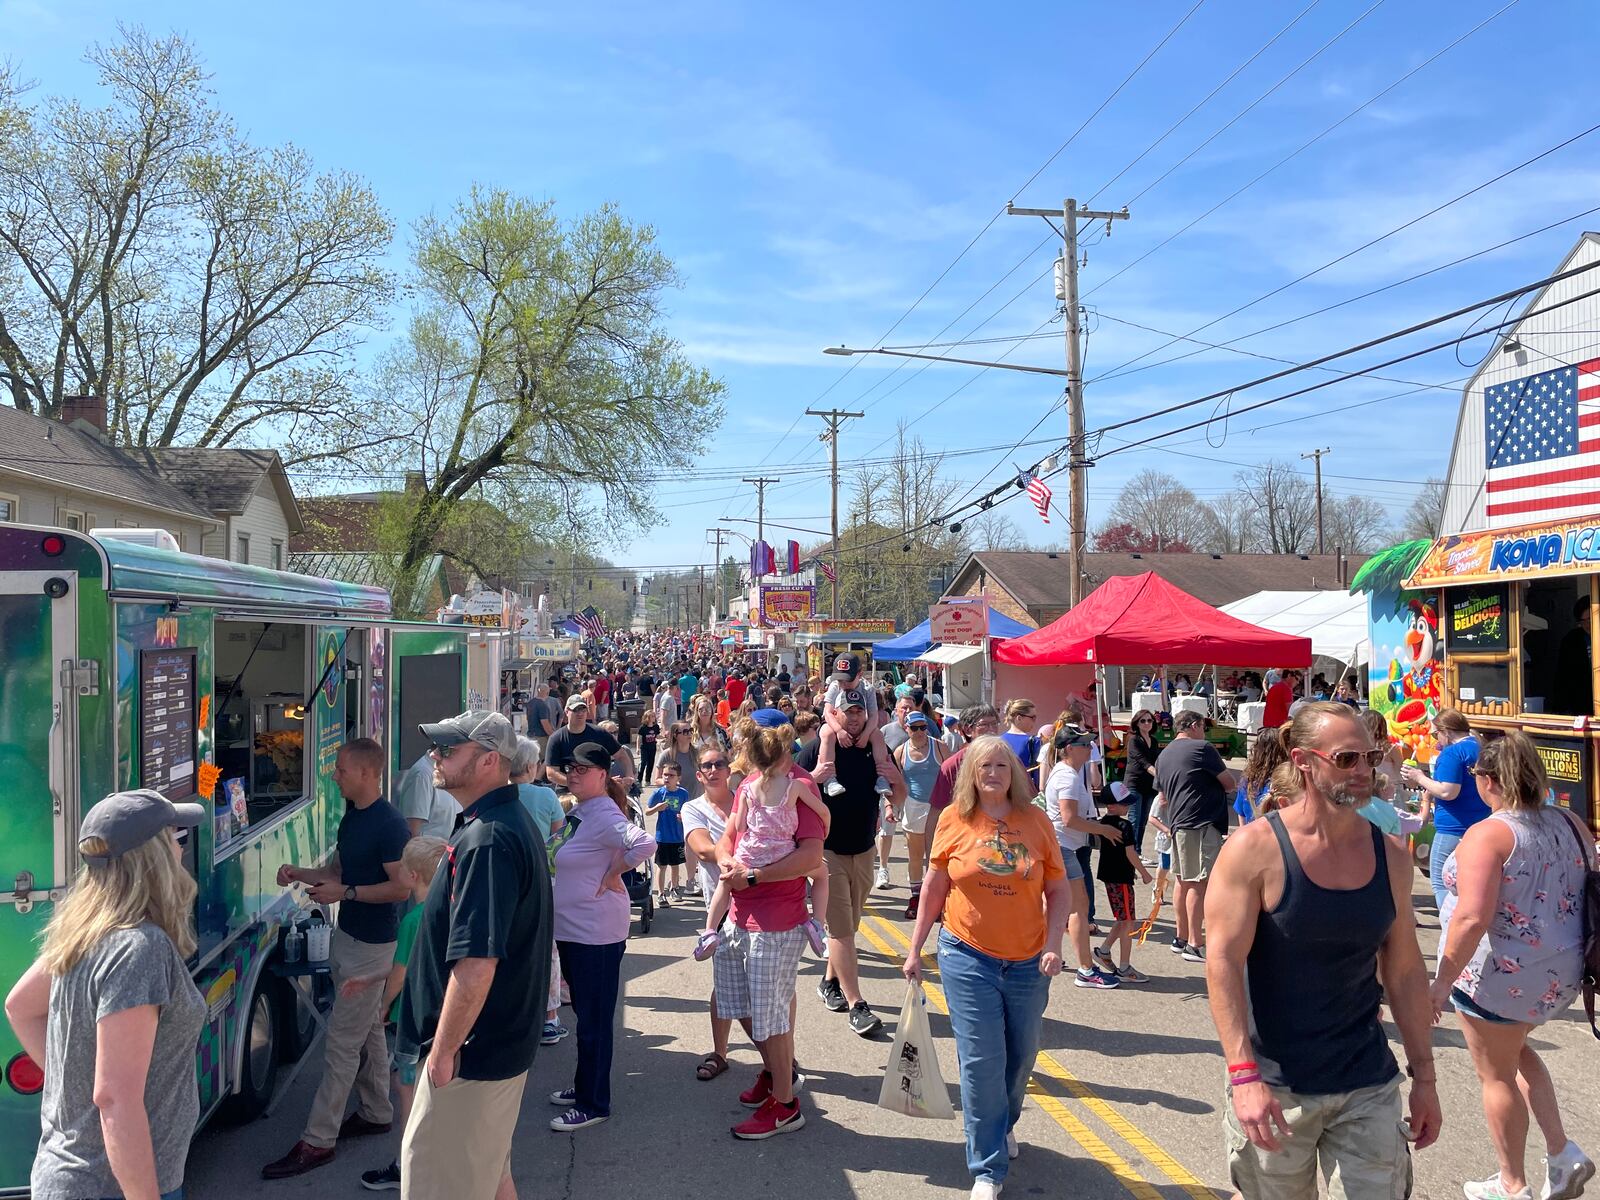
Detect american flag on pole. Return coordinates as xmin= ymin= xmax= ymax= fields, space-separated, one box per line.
xmin=1483 ymin=358 xmax=1600 ymax=526
xmin=575 ymin=605 xmax=606 ymax=639
xmin=1023 ymin=472 xmax=1052 ymax=524
xmin=817 ymin=558 xmax=837 ymax=584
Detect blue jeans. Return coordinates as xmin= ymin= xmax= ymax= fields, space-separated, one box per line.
xmin=1428 ymin=830 xmax=1462 ymax=912
xmin=937 ymin=929 xmax=1052 ymax=1185
xmin=1130 ymin=789 xmax=1152 ymax=851
xmin=557 ymin=939 xmax=626 ymax=1116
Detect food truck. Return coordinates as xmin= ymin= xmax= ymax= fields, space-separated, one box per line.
xmin=0 ymin=525 xmax=468 ymax=1193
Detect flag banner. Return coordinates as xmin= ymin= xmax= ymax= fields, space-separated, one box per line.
xmin=1483 ymin=358 xmax=1600 ymax=526
xmin=786 ymin=539 xmax=802 ymax=575
xmin=1024 ymin=473 xmax=1052 ymax=524
xmin=818 ymin=558 xmax=837 ymax=584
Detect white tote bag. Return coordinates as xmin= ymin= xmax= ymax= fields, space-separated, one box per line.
xmin=877 ymin=980 xmax=955 ymax=1120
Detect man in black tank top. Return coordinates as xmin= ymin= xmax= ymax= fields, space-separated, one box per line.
xmin=1203 ymin=701 xmax=1442 ymax=1199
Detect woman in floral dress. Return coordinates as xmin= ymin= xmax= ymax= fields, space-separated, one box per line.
xmin=1430 ymin=731 xmax=1595 ymax=1200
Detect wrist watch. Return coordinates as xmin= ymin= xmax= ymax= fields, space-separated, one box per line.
xmin=744 ymin=869 xmax=759 ymax=888
xmin=344 ymin=885 xmax=357 ymax=902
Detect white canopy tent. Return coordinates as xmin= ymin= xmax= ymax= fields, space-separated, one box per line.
xmin=1218 ymin=589 xmax=1371 ymax=669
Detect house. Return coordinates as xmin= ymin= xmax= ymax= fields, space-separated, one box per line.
xmin=0 ymin=396 xmax=304 ymax=569
xmin=948 ymin=550 xmax=1369 ymax=628
xmin=0 ymin=398 xmax=217 ymax=550
xmin=138 ymin=447 xmax=304 ymax=570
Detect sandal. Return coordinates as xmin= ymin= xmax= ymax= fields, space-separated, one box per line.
xmin=695 ymin=1053 xmax=729 ymax=1081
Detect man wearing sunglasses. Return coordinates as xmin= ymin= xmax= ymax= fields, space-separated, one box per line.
xmin=1204 ymin=701 xmax=1441 ymax=1199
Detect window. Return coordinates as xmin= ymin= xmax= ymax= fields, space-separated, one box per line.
xmin=57 ymin=508 xmax=84 ymax=531
xmin=0 ymin=493 xmax=18 ymax=522
xmin=271 ymin=540 xmax=284 ymax=571
xmin=236 ymin=533 xmax=251 ymax=564
xmin=212 ymin=621 xmax=311 ymax=855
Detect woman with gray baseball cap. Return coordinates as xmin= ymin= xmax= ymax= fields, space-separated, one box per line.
xmin=5 ymin=789 xmax=207 ymax=1200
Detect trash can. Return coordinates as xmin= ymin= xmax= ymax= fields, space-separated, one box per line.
xmin=614 ymin=698 xmax=647 ymax=742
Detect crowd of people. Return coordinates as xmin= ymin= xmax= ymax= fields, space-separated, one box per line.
xmin=5 ymin=627 xmax=1597 ymax=1200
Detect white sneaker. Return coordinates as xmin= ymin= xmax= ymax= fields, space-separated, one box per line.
xmin=1545 ymin=1142 xmax=1596 ymax=1200
xmin=1464 ymin=1172 xmax=1533 ymax=1200
xmin=970 ymin=1181 xmax=1003 ymax=1200
xmin=1006 ymin=1130 xmax=1019 ymax=1159
xmin=875 ymin=866 xmax=892 ymax=890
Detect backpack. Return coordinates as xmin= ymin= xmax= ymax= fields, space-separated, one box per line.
xmin=1553 ymin=809 xmax=1600 ymax=1039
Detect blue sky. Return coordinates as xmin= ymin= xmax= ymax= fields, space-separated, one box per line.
xmin=5 ymin=0 xmax=1598 ymax=573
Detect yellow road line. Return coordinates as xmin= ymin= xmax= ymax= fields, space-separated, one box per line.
xmin=856 ymin=913 xmax=1171 ymax=1199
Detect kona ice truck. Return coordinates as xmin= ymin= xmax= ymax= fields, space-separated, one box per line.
xmin=0 ymin=525 xmax=468 ymax=1194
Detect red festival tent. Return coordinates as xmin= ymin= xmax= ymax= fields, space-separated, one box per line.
xmin=991 ymin=571 xmax=1312 ymax=668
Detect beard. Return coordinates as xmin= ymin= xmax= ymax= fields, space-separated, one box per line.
xmin=1328 ymin=782 xmax=1371 ymax=808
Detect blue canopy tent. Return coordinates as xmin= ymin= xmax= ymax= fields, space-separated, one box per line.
xmin=873 ymin=606 xmax=1036 ymax=662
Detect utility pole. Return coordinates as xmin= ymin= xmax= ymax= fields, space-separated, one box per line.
xmin=1301 ymin=447 xmax=1331 ymax=554
xmin=742 ymin=476 xmax=780 ymax=545
xmin=697 ymin=565 xmax=706 ymax=630
xmin=805 ymin=407 xmax=863 ymax=618
xmin=707 ymin=527 xmax=734 ymax=622
xmin=1006 ymin=198 xmax=1129 ymax=608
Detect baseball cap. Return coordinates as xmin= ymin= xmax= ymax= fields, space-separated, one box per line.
xmin=832 ymin=652 xmax=860 ymax=678
xmin=910 ymin=686 xmax=927 ymax=706
xmin=565 ymin=694 xmax=589 ymax=710
xmin=749 ymin=707 xmax=790 ymax=728
xmin=1053 ymin=724 xmax=1095 ymax=749
xmin=79 ymin=789 xmax=205 ymax=865
xmin=569 ymin=741 xmax=612 ymax=769
xmin=419 ymin=710 xmax=519 ymax=756
xmin=839 ymin=688 xmax=867 ymax=710
xmin=906 ymin=712 xmax=929 ymax=729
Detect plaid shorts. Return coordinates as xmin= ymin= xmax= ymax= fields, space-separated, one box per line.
xmin=712 ymin=924 xmax=807 ymax=1043
xmin=1105 ymin=882 xmax=1136 ymax=922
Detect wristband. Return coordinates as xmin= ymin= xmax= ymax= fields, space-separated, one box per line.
xmin=1228 ymin=1072 xmax=1263 ymax=1086
xmin=1226 ymin=1061 xmax=1258 ymax=1075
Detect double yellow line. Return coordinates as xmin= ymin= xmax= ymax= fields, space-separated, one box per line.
xmin=855 ymin=907 xmax=1216 ymax=1200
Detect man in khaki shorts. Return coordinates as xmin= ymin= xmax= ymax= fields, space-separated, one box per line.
xmin=1203 ymin=701 xmax=1440 ymax=1198
xmin=795 ymin=690 xmax=906 ymax=1039
xmin=1153 ymin=710 xmax=1233 ymax=963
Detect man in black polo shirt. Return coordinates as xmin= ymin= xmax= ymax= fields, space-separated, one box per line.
xmin=263 ymin=738 xmax=412 ymax=1179
xmin=545 ymin=694 xmax=623 ymax=788
xmin=398 ymin=711 xmax=552 ymax=1200
xmin=796 ymin=689 xmax=904 ymax=1037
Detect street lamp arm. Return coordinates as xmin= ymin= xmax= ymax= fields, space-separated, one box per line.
xmin=823 ymin=345 xmax=1070 ymax=377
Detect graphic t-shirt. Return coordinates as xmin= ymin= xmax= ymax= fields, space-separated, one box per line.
xmin=931 ymin=802 xmax=1065 ymax=961
xmin=650 ymin=786 xmax=689 ymax=843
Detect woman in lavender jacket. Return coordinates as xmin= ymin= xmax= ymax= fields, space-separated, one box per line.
xmin=548 ymin=742 xmax=655 ymax=1132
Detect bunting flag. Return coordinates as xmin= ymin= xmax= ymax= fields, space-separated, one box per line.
xmin=1023 ymin=472 xmax=1052 ymax=524
xmin=786 ymin=539 xmax=802 ymax=575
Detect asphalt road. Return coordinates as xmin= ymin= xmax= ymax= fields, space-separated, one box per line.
xmin=187 ymin=855 xmax=1600 ymax=1200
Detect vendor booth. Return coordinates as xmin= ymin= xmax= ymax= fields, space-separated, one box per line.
xmin=1220 ymin=589 xmax=1371 ymax=677
xmin=872 ymin=606 xmax=1034 ymax=661
xmin=994 ymin=572 xmax=1311 ymax=769
xmin=796 ymin=618 xmax=897 ymax=679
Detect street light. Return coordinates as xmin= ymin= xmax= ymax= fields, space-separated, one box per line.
xmin=824 ymin=345 xmax=1070 ymax=378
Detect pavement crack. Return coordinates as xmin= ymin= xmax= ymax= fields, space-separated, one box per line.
xmin=559 ymin=1130 xmax=577 ymax=1200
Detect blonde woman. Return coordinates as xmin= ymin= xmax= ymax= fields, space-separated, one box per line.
xmin=688 ymin=694 xmax=731 ymax=759
xmin=904 ymin=737 xmax=1069 ymax=1200
xmin=6 ymin=790 xmax=207 ymax=1200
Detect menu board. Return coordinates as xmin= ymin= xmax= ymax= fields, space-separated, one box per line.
xmin=1445 ymin=584 xmax=1509 ymax=653
xmin=1531 ymin=734 xmax=1591 ymax=821
xmin=140 ymin=648 xmax=198 ymax=800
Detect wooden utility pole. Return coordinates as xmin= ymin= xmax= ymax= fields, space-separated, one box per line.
xmin=1006 ymin=198 xmax=1129 ymax=607
xmin=1301 ymin=447 xmax=1331 ymax=554
xmin=742 ymin=477 xmax=780 ymax=545
xmin=806 ymin=407 xmax=863 ymax=618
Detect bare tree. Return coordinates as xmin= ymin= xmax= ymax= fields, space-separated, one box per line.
xmin=0 ymin=29 xmax=395 ymax=463
xmin=1323 ymin=494 xmax=1392 ymax=553
xmin=1237 ymin=460 xmax=1318 ymax=553
xmin=1107 ymin=469 xmax=1214 ymax=550
xmin=1203 ymin=490 xmax=1260 ymax=553
xmin=962 ymin=510 xmax=1029 ymax=552
xmin=1398 ymin=477 xmax=1447 ymax=541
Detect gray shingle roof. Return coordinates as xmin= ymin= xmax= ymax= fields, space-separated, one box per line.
xmin=136 ymin=447 xmax=278 ymax=515
xmin=0 ymin=405 xmax=214 ymax=520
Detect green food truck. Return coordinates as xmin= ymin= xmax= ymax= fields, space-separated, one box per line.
xmin=0 ymin=524 xmax=469 ymax=1193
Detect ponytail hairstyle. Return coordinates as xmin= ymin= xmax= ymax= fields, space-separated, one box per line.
xmin=605 ymin=775 xmax=631 ymax=816
xmin=1472 ymin=730 xmax=1547 ymax=811
xmin=1431 ymin=707 xmax=1472 ymax=740
xmin=1004 ymin=698 xmax=1037 ymax=725
xmin=1269 ymin=700 xmax=1369 ymax=811
xmin=734 ymin=718 xmax=795 ymax=782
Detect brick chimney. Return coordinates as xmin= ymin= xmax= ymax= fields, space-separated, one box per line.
xmin=61 ymin=394 xmax=108 ymax=437
xmin=404 ymin=470 xmax=425 ymax=494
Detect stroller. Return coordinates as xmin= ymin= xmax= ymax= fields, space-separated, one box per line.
xmin=624 ymin=796 xmax=655 ymax=934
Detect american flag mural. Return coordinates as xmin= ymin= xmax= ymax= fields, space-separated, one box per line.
xmin=1483 ymin=357 xmax=1600 ymax=526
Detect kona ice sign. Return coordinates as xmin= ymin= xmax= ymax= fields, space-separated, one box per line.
xmin=1407 ymin=517 xmax=1600 ymax=588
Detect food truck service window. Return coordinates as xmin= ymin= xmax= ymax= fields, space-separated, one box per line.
xmin=1520 ymin=576 xmax=1594 ymax=718
xmin=213 ymin=621 xmax=311 ymax=852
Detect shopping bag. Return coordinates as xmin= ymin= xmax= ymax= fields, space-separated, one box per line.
xmin=877 ymin=980 xmax=955 ymax=1120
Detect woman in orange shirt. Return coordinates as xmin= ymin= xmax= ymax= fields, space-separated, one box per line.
xmin=904 ymin=736 xmax=1068 ymax=1200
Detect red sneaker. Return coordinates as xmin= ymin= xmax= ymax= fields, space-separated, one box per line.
xmin=738 ymin=1067 xmax=807 ymax=1107
xmin=732 ymin=1096 xmax=805 ymax=1140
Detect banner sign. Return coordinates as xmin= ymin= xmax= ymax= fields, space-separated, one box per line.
xmin=1407 ymin=516 xmax=1600 ymax=588
xmin=801 ymin=619 xmax=897 ymax=635
xmin=758 ymin=584 xmax=816 ymax=629
xmin=929 ymin=601 xmax=988 ymax=646
xmin=520 ymin=637 xmax=581 ymax=661
xmin=1444 ymin=584 xmax=1509 ymax=653
xmin=1530 ymin=734 xmax=1590 ymax=818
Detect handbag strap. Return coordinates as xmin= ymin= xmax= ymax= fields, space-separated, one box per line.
xmin=1551 ymin=807 xmax=1600 ymax=1040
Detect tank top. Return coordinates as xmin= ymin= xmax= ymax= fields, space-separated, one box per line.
xmin=901 ymin=741 xmax=942 ymax=804
xmin=1441 ymin=807 xmax=1590 ymax=1024
xmin=1247 ymin=812 xmax=1398 ymax=1094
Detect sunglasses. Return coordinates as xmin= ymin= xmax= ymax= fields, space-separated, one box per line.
xmin=1304 ymin=748 xmax=1385 ymax=771
xmin=699 ymin=758 xmax=729 ymax=770
xmin=1136 ymin=717 xmax=1154 ymax=725
xmin=431 ymin=742 xmax=477 ymax=759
